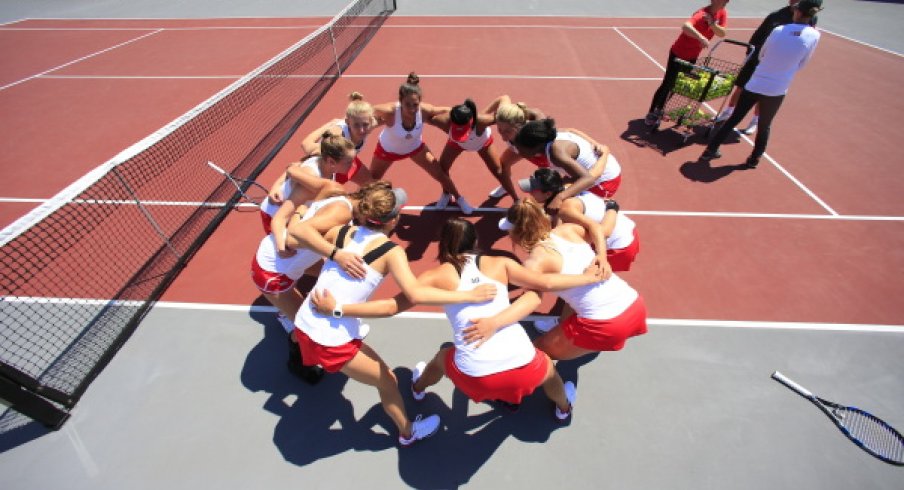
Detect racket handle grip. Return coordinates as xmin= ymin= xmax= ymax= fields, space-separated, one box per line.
xmin=772 ymin=371 xmax=814 ymax=398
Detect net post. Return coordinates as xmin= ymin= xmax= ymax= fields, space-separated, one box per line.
xmin=0 ymin=373 xmax=69 ymax=430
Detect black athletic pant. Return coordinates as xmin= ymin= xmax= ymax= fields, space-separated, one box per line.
xmin=648 ymin=51 xmax=696 ymax=114
xmin=706 ymin=88 xmax=785 ymax=159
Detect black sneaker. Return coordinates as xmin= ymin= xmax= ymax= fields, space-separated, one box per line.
xmin=497 ymin=400 xmax=521 ymax=413
xmin=287 ymin=334 xmax=325 ymax=385
xmin=699 ymin=149 xmax=722 ymax=161
xmin=288 ymin=360 xmax=325 ymax=385
xmin=644 ymin=110 xmax=662 ymax=126
xmin=745 ymin=155 xmax=760 ymax=168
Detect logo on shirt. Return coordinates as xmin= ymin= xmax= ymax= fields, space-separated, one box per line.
xmin=471 ymin=277 xmax=480 ymax=284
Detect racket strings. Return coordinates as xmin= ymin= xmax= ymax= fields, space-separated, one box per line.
xmin=838 ymin=408 xmax=904 ymax=463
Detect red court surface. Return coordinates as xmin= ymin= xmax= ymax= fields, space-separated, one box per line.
xmin=2 ymin=16 xmax=902 ymax=326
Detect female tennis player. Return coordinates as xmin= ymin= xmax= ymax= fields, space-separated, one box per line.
xmin=293 ymin=184 xmax=498 ymax=446
xmin=309 ymin=218 xmax=607 ymax=421
xmin=483 ymin=95 xmax=546 ymax=199
xmin=427 ymin=98 xmax=502 ymax=212
xmin=499 ymin=197 xmax=647 ymax=360
xmin=512 ymin=119 xmax=622 ymax=212
xmin=519 ymin=167 xmax=640 ymax=273
xmin=259 ymin=133 xmax=358 ymax=234
xmin=370 ymin=73 xmax=472 ymax=213
xmin=253 ymin=177 xmax=388 ymax=383
xmin=298 ymin=91 xmax=378 ymax=183
xmin=644 ymin=0 xmax=728 ymax=126
xmin=269 ymin=92 xmax=377 ymax=209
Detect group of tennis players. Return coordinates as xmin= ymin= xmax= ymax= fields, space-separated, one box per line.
xmin=249 ymin=72 xmax=646 ymax=446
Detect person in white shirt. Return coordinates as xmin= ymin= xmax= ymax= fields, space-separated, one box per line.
xmin=500 ymin=198 xmax=648 ymax=360
xmin=701 ymin=0 xmax=822 ymax=168
xmin=519 ymin=168 xmax=640 ymax=274
xmin=258 ymin=134 xmax=358 ymax=234
xmin=513 ymin=119 xmax=621 ymax=213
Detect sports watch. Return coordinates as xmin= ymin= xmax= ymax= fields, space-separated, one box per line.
xmin=331 ymin=303 xmax=344 ymax=319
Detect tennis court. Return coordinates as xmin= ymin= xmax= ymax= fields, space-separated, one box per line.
xmin=1 ymin=1 xmax=902 ymax=488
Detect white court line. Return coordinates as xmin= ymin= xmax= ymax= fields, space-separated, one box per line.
xmin=5 ymin=297 xmax=901 ymax=333
xmin=341 ymin=74 xmax=661 ymax=81
xmin=143 ymin=301 xmax=904 ymax=334
xmin=820 ymin=28 xmax=903 ymax=58
xmin=1 ymin=198 xmax=900 ymax=221
xmin=614 ymin=27 xmax=664 ymax=71
xmin=614 ymin=28 xmax=839 ymax=216
xmin=0 ymin=29 xmax=163 ymax=92
xmin=0 ymin=25 xmax=323 ymax=31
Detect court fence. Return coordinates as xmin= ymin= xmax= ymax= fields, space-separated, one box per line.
xmin=0 ymin=0 xmax=396 ymax=429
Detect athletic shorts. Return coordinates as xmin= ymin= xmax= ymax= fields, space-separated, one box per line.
xmin=296 ymin=328 xmax=362 ymax=373
xmin=444 ymin=347 xmax=548 ymax=404
xmin=260 ymin=210 xmax=273 ymax=235
xmin=608 ymin=228 xmax=640 ymax=272
xmin=335 ymin=156 xmax=363 ymax=184
xmin=561 ymin=296 xmax=648 ymax=352
xmin=588 ymin=174 xmax=622 ymax=199
xmin=526 ymin=154 xmax=551 ymax=168
xmin=250 ymin=255 xmax=295 ymax=294
xmin=373 ymin=141 xmax=425 ymax=162
xmin=445 ymin=134 xmax=494 ymax=152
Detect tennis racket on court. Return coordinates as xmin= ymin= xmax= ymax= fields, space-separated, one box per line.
xmin=206 ymin=161 xmax=269 ymax=210
xmin=772 ymin=371 xmax=904 ymax=466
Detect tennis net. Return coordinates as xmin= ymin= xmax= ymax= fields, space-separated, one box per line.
xmin=0 ymin=0 xmax=396 ymax=429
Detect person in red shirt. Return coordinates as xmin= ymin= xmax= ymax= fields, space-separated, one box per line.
xmin=644 ymin=0 xmax=729 ymax=126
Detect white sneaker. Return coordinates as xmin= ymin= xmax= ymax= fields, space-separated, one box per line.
xmin=399 ymin=414 xmax=440 ymax=446
xmin=410 ymin=361 xmax=427 ymax=401
xmin=456 ymin=196 xmax=475 ymax=215
xmin=739 ymin=121 xmax=757 ymax=135
xmin=436 ymin=193 xmax=451 ymax=209
xmin=533 ymin=317 xmax=559 ymax=333
xmin=276 ymin=312 xmax=295 ymax=334
xmin=488 ymin=185 xmax=507 ymax=198
xmin=714 ymin=108 xmax=733 ymax=123
xmin=555 ymin=381 xmax=577 ymax=421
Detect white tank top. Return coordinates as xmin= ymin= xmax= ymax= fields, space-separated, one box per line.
xmin=544 ymin=132 xmax=621 ymax=184
xmin=543 ymin=233 xmax=638 ymax=320
xmin=295 ymin=227 xmax=389 ymax=346
xmin=443 ymin=255 xmax=536 ymax=376
xmin=450 ymin=126 xmax=492 ymax=152
xmin=333 ymin=118 xmax=367 ymax=152
xmin=260 ymin=158 xmax=323 ymax=217
xmin=377 ymin=103 xmax=424 ymax=154
xmin=255 ymin=196 xmax=352 ymax=278
xmin=575 ymin=192 xmax=636 ymax=250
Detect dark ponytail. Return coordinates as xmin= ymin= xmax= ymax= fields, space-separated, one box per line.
xmin=514 ymin=118 xmax=557 ymax=149
xmin=437 ymin=218 xmax=479 ymax=274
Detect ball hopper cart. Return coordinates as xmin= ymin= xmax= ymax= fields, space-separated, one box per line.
xmin=651 ymin=38 xmax=755 ymax=145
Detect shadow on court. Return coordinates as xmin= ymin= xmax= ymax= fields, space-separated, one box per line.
xmin=398 ymin=350 xmax=600 ymax=488
xmin=241 ymin=309 xmax=603 ymax=480
xmin=242 ymin=309 xmax=397 ymax=465
xmin=679 ymin=158 xmax=750 ymax=183
xmin=621 ymin=118 xmax=743 ymax=156
xmin=0 ymin=409 xmax=50 ymax=453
